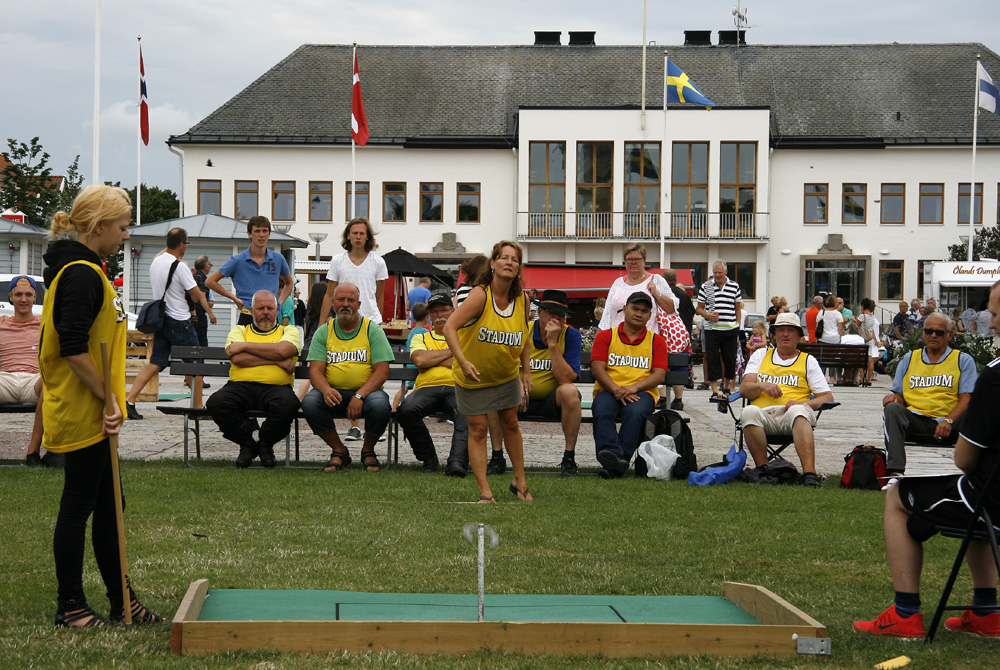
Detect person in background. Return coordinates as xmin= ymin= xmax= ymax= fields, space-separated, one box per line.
xmin=839 ymin=321 xmax=867 ymax=385
xmin=908 ymin=298 xmax=923 ymax=326
xmin=766 ymin=296 xmax=781 ymax=325
xmin=293 ymin=288 xmax=306 ymax=327
xmin=598 ymin=243 xmax=676 ymax=337
xmin=817 ymin=295 xmax=844 ymax=384
xmin=951 ymin=307 xmax=967 ymax=334
xmin=803 ymin=295 xmax=823 ymax=345
xmin=836 ymin=296 xmax=854 ymax=323
xmin=659 ymin=269 xmax=692 ymax=411
xmin=695 ymin=260 xmax=741 ymax=399
xmin=391 ymin=302 xmax=429 ymax=411
xmin=2 ymin=276 xmax=46 ymax=467
xmin=189 ymin=255 xmax=214 ymax=347
xmin=406 ymin=277 xmax=431 ymax=323
xmin=280 ymin=293 xmax=296 ymax=327
xmin=858 ymin=297 xmax=882 ymax=384
xmin=747 ymin=320 xmax=768 ymax=356
xmin=892 ymin=301 xmax=912 ymax=342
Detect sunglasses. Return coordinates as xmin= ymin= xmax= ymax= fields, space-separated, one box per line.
xmin=923 ymin=328 xmax=947 ymax=337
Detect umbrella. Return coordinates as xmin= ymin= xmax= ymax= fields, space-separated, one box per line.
xmin=380 ymin=248 xmax=454 ymax=321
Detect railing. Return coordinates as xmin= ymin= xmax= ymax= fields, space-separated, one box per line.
xmin=518 ymin=211 xmax=768 ymax=240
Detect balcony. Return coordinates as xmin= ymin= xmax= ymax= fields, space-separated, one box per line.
xmin=518 ymin=211 xmax=768 ymax=241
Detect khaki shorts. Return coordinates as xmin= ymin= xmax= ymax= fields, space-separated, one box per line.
xmin=455 ymin=376 xmax=522 ymax=416
xmin=0 ymin=371 xmax=40 ymax=405
xmin=740 ymin=403 xmax=817 ymax=435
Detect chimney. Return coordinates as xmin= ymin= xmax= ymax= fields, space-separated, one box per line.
xmin=534 ymin=31 xmax=561 ymax=46
xmin=683 ymin=30 xmax=712 ymax=46
xmin=718 ymin=30 xmax=747 ymax=46
xmin=567 ymin=31 xmax=596 ymax=46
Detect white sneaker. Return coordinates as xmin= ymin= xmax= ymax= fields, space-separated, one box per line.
xmin=345 ymin=427 xmax=363 ymax=441
xmin=881 ymin=477 xmax=900 ymax=492
xmin=377 ymin=433 xmax=387 ymax=442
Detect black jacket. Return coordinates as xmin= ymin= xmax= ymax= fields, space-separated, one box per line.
xmin=42 ymin=240 xmax=106 ymax=358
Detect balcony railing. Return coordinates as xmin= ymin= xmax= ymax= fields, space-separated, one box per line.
xmin=518 ymin=211 xmax=768 ymax=240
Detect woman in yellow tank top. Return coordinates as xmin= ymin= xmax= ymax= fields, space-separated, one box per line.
xmin=444 ymin=241 xmax=533 ymax=502
xmin=41 ymin=186 xmax=161 ymax=628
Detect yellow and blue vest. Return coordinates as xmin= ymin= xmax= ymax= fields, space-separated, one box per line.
xmin=323 ymin=317 xmax=375 ymax=390
xmin=903 ymin=348 xmax=962 ymax=418
xmin=413 ymin=330 xmax=454 ymax=390
xmin=595 ymin=326 xmax=658 ymax=401
xmin=528 ymin=320 xmax=568 ymax=400
xmin=453 ymin=286 xmax=528 ymax=389
xmin=750 ymin=348 xmax=812 ymax=408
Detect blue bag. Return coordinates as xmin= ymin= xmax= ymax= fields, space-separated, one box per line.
xmin=688 ymin=444 xmax=747 ymax=486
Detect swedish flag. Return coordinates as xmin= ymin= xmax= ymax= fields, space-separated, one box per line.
xmin=666 ymin=58 xmax=715 ymax=108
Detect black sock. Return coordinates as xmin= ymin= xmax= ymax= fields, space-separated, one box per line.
xmin=894 ymin=591 xmax=921 ymax=617
xmin=972 ymin=588 xmax=998 ymax=616
xmin=563 ymin=450 xmax=575 ymax=461
xmin=490 ymin=450 xmax=503 ymax=458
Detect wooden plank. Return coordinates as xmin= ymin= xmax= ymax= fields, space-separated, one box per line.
xmin=171 ymin=579 xmax=210 ymax=654
xmin=722 ymin=582 xmax=826 ymax=633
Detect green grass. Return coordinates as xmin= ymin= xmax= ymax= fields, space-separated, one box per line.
xmin=1 ymin=461 xmax=995 ymax=668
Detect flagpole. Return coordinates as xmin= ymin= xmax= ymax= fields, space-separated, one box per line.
xmin=351 ymin=43 xmax=357 ymax=221
xmin=969 ymin=55 xmax=982 ymax=263
xmin=92 ymin=0 xmax=101 ymax=184
xmin=137 ymin=36 xmax=142 ymax=227
xmin=660 ymin=50 xmax=668 ymax=266
xmin=640 ymin=0 xmax=647 ymax=130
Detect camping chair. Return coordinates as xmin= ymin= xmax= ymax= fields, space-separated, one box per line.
xmin=710 ymin=392 xmax=840 ymax=462
xmin=925 ymin=458 xmax=1000 ymax=643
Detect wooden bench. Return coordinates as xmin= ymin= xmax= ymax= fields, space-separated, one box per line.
xmin=798 ymin=342 xmax=870 ymax=386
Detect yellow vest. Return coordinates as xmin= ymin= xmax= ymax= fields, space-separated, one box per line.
xmin=323 ymin=317 xmax=374 ymax=390
xmin=39 ymin=260 xmax=127 ymax=453
xmin=229 ymin=324 xmax=297 ymax=386
xmin=413 ymin=330 xmax=454 ymax=390
xmin=751 ymin=348 xmax=812 ymax=408
xmin=903 ymin=348 xmax=962 ymax=418
xmin=453 ymin=287 xmax=528 ymax=389
xmin=594 ymin=326 xmax=658 ymax=401
xmin=528 ymin=320 xmax=567 ymax=400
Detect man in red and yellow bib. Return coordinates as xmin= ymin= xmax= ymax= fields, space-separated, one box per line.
xmin=739 ymin=312 xmax=834 ymax=488
xmin=591 ymin=292 xmax=667 ymax=478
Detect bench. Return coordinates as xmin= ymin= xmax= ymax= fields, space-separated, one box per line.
xmin=798 ymin=342 xmax=870 ymax=386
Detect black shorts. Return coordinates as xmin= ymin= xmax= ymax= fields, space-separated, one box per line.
xmin=898 ymin=475 xmax=996 ymax=542
xmin=519 ymin=388 xmax=581 ymax=420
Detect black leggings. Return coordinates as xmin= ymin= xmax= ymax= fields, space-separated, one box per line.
xmin=53 ymin=438 xmax=126 ymax=609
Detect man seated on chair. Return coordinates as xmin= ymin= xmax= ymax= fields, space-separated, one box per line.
xmin=520 ymin=289 xmax=583 ymax=477
xmin=396 ymin=290 xmax=469 ymax=476
xmin=738 ymin=312 xmax=833 ymax=488
xmin=591 ymin=292 xmax=667 ymax=479
xmin=881 ymin=311 xmax=977 ymax=483
xmin=1 ymin=276 xmax=46 ymax=467
xmin=206 ymin=290 xmax=301 ymax=469
xmin=855 ymin=280 xmax=1000 ymax=640
xmin=301 ymin=282 xmax=392 ymax=472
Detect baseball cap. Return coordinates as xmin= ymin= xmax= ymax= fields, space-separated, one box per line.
xmin=8 ymin=276 xmax=36 ymax=292
xmin=625 ymin=291 xmax=653 ymax=307
xmin=538 ymin=289 xmax=570 ymax=314
xmin=427 ymin=291 xmax=452 ymax=307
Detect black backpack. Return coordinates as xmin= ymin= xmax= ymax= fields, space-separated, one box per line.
xmin=841 ymin=445 xmax=889 ymax=490
xmin=643 ymin=409 xmax=697 ymax=478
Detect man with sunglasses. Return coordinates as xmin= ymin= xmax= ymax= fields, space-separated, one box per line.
xmin=881 ymin=312 xmax=977 ymax=485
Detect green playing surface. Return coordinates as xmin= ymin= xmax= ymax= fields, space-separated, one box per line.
xmin=197 ymin=589 xmax=761 ymax=624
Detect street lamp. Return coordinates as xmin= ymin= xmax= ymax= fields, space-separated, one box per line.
xmin=272 ymin=223 xmax=293 ymax=234
xmin=309 ymin=232 xmax=328 ymax=261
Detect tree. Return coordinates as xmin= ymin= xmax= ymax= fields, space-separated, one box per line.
xmin=948 ymin=225 xmax=1000 ymax=261
xmin=1 ymin=137 xmax=60 ymax=227
xmin=127 ymin=183 xmax=179 ymax=225
xmin=58 ymin=155 xmax=85 ymax=214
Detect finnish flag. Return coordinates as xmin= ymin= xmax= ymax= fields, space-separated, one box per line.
xmin=979 ymin=62 xmax=1000 ymax=117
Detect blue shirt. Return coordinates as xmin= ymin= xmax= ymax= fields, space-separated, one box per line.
xmin=281 ymin=296 xmax=295 ymax=326
xmin=218 ymin=248 xmax=290 ymax=304
xmin=532 ymin=321 xmax=582 ymax=377
xmin=891 ymin=346 xmax=978 ymax=421
xmin=407 ymin=286 xmax=431 ymax=319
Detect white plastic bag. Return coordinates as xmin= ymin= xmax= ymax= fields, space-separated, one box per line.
xmin=637 ymin=434 xmax=680 ymax=480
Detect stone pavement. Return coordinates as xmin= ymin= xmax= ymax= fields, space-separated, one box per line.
xmin=0 ymin=372 xmax=960 ymax=478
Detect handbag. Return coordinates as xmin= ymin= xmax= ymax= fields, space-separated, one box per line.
xmin=135 ymin=259 xmax=181 ymax=334
xmin=859 ymin=314 xmax=875 ymax=343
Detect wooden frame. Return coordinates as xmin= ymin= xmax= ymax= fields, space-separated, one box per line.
xmin=528 ymin=140 xmax=566 ymax=215
xmin=803 ymin=183 xmax=828 ymax=223
xmin=346 ymin=181 xmax=369 ymax=221
xmin=172 ymin=580 xmax=827 ymax=658
xmin=308 ymin=181 xmax=332 ymax=221
xmin=271 ymin=180 xmax=295 ymax=221
xmin=919 ymin=182 xmax=944 ymax=224
xmin=419 ymin=182 xmax=444 ymax=222
xmin=382 ymin=181 xmax=405 ymax=222
xmin=880 ymin=183 xmax=905 ymax=224
xmin=879 ymin=259 xmax=905 ymax=301
xmin=842 ymin=182 xmax=867 ymax=224
xmin=196 ymin=179 xmax=221 ymax=216
xmin=234 ymin=180 xmax=258 ymax=220
xmin=671 ymin=141 xmax=709 ymax=213
xmin=958 ymin=182 xmax=983 ymax=225
xmin=456 ymin=182 xmax=480 ymax=222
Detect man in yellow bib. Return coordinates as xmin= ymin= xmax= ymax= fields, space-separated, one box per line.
xmin=739 ymin=312 xmax=834 ymax=488
xmin=206 ymin=290 xmax=301 ymax=468
xmin=882 ymin=311 xmax=977 ymax=482
xmin=302 ymin=282 xmax=392 ymax=472
xmin=397 ymin=291 xmax=469 ymax=475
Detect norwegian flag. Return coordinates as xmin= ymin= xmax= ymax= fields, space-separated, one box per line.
xmin=351 ymin=50 xmax=369 ymax=146
xmin=139 ymin=46 xmax=149 ymax=146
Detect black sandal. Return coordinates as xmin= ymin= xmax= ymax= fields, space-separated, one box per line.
xmin=323 ymin=450 xmax=352 ymax=472
xmin=478 ymin=495 xmax=496 ymax=503
xmin=509 ymin=483 xmax=532 ymax=501
xmin=360 ymin=451 xmax=381 ymax=472
xmin=55 ymin=602 xmax=115 ymax=628
xmin=110 ymin=598 xmax=163 ymax=625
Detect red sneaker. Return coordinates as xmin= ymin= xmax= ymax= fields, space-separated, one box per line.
xmin=854 ymin=605 xmax=925 ymax=639
xmin=945 ymin=609 xmax=1000 ymax=637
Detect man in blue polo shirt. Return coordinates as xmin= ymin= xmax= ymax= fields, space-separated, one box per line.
xmin=207 ymin=216 xmax=294 ymax=326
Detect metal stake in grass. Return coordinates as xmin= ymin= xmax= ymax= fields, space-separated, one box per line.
xmin=462 ymin=522 xmax=498 ymax=621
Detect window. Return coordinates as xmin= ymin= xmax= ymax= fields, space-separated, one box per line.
xmin=272 ymin=181 xmax=295 ymax=221
xmin=919 ymin=183 xmax=944 ymax=224
xmin=197 ymin=180 xmax=221 ymax=215
xmin=804 ymin=184 xmax=828 ymax=223
xmin=576 ymin=141 xmax=613 ymax=213
xmin=879 ymin=260 xmax=904 ymax=301
xmin=383 ymin=182 xmax=405 ymax=222
xmin=672 ymin=262 xmax=707 ymax=290
xmin=958 ymin=182 xmax=983 ymax=224
xmin=309 ymin=181 xmax=332 ymax=221
xmin=457 ymin=183 xmax=480 ymax=222
xmin=235 ymin=180 xmax=258 ymax=220
xmin=420 ymin=182 xmax=443 ymax=222
xmin=720 ymin=142 xmax=757 ymax=236
xmin=842 ymin=183 xmax=867 ymax=224
xmin=916 ymin=259 xmax=938 ymax=300
xmin=671 ymin=142 xmax=708 ymax=213
xmin=346 ymin=181 xmax=369 ymax=220
xmin=624 ymin=142 xmax=660 ymax=236
xmin=729 ymin=262 xmax=756 ymax=299
xmin=880 ymin=183 xmax=905 ymax=224
xmin=528 ymin=141 xmax=566 ymax=213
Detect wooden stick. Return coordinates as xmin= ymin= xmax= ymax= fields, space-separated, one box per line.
xmin=101 ymin=342 xmax=131 ymax=626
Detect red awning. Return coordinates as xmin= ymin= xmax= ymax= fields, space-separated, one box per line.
xmin=521 ymin=266 xmax=694 ymax=298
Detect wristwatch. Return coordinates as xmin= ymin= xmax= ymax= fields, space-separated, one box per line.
xmin=944 ymin=418 xmax=954 ymax=425
xmin=354 ymin=393 xmax=364 ymax=401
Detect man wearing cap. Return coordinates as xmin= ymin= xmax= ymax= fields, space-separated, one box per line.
xmin=1 ymin=276 xmax=46 ymax=466
xmin=738 ymin=312 xmax=834 ymax=487
xmin=590 ymin=291 xmax=668 ymax=478
xmin=396 ymin=290 xmax=469 ymax=476
xmin=521 ymin=289 xmax=583 ymax=476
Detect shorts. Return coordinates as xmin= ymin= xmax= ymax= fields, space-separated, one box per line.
xmin=740 ymin=403 xmax=818 ymax=435
xmin=520 ymin=387 xmax=581 ymax=420
xmin=455 ymin=376 xmax=522 ymax=416
xmin=0 ymin=371 xmax=40 ymax=404
xmin=898 ymin=475 xmax=999 ymax=542
xmin=150 ymin=315 xmax=200 ymax=367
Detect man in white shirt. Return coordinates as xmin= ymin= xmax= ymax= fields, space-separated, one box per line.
xmin=126 ymin=228 xmax=216 ymax=418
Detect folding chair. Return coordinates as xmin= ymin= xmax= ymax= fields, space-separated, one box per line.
xmin=710 ymin=392 xmax=840 ymax=461
xmin=925 ymin=459 xmax=1000 ymax=643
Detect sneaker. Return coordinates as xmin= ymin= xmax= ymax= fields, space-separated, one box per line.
xmin=945 ymin=609 xmax=1000 ymax=637
xmin=881 ymin=473 xmax=903 ymax=491
xmin=634 ymin=456 xmax=649 ymax=479
xmin=486 ymin=452 xmax=506 ymax=475
xmin=235 ymin=443 xmax=258 ymax=469
xmin=598 ymin=467 xmax=622 ymax=480
xmin=800 ymin=472 xmax=822 ymax=488
xmin=345 ymin=427 xmax=363 ymax=441
xmin=560 ymin=456 xmax=578 ymax=477
xmin=445 ymin=461 xmax=468 ymax=478
xmin=670 ymin=398 xmax=684 ymax=411
xmin=126 ymin=402 xmax=143 ymax=420
xmin=597 ymin=449 xmax=629 ymax=476
xmin=377 ymin=433 xmax=387 ymax=442
xmin=655 ymin=397 xmax=667 ymax=411
xmin=422 ymin=456 xmax=439 ymax=473
xmin=258 ymin=444 xmax=277 ymax=468
xmin=714 ymin=393 xmax=730 ymax=414
xmin=853 ymin=605 xmax=925 ymax=639
xmin=26 ymin=452 xmax=43 ymax=468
